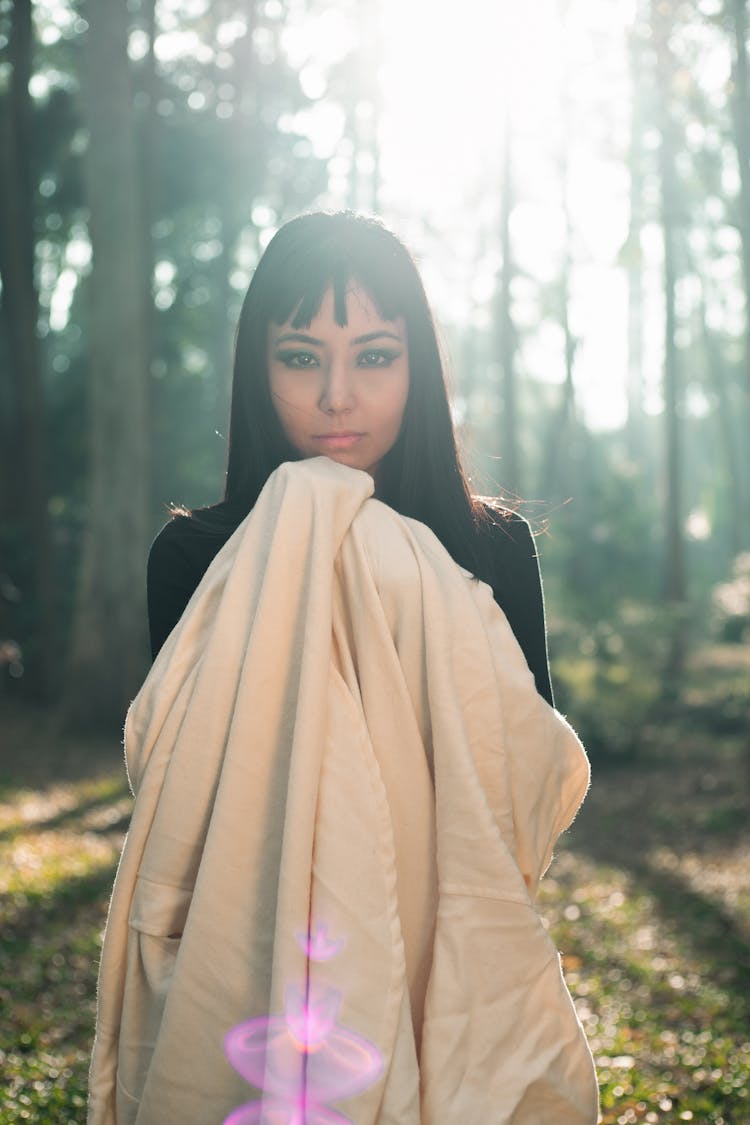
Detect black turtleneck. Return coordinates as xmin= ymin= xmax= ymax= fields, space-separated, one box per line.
xmin=146 ymin=503 xmax=554 ymax=707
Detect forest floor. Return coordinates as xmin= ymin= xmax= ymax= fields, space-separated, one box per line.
xmin=0 ymin=643 xmax=748 ymax=1125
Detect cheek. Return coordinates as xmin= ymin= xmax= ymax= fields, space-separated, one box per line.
xmin=388 ymin=376 xmax=410 ymax=428
xmin=269 ymin=370 xmax=294 ymax=407
xmin=269 ymin=373 xmax=315 ymax=425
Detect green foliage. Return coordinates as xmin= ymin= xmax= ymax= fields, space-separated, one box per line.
xmin=552 ymin=599 xmax=749 ymax=764
xmin=539 ymin=443 xmax=663 ymax=618
xmin=711 ymin=553 xmax=750 ymax=644
xmin=551 ymin=601 xmax=671 ymax=762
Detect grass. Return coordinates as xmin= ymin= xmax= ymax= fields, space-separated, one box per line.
xmin=0 ymin=712 xmax=129 ymax=1123
xmin=541 ymin=763 xmax=750 ymax=1124
xmin=1 ymin=642 xmax=748 ymax=1123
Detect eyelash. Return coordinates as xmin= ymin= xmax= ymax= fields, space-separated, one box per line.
xmin=275 ymin=348 xmax=401 ymax=370
xmin=276 ymin=350 xmax=319 ymax=369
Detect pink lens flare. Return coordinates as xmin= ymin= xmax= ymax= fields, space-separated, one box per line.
xmin=223 ymin=1099 xmax=353 ymax=1125
xmin=222 ymin=922 xmax=384 ymax=1125
xmin=223 ymin=992 xmax=383 ymax=1100
xmin=296 ymin=923 xmax=346 ymax=962
xmin=285 ymin=983 xmax=340 ymax=1052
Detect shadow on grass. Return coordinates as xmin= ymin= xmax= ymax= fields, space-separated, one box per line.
xmin=570 ymin=831 xmax=750 ymax=1016
xmin=566 ymin=740 xmax=750 ymax=1031
xmin=1 ymin=861 xmax=120 ymax=945
xmin=0 ymin=784 xmax=132 ymax=843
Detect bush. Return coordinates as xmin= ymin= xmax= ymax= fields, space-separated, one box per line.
xmin=711 ymin=553 xmax=750 ymax=643
xmin=549 ymin=601 xmax=677 ymax=764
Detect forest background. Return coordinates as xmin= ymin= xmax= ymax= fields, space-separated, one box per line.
xmin=0 ymin=0 xmax=749 ymax=1122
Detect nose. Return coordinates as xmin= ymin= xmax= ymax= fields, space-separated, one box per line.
xmin=318 ymin=356 xmax=355 ymax=415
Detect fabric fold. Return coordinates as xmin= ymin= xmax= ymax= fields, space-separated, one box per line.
xmin=88 ymin=457 xmax=598 ymax=1125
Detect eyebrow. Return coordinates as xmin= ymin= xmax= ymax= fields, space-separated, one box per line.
xmin=273 ymin=330 xmax=403 ymax=346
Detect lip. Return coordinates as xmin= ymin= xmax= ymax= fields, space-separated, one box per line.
xmin=313 ymin=433 xmax=365 ymax=449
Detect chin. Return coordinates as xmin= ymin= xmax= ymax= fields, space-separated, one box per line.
xmin=318 ymin=451 xmax=374 ymax=476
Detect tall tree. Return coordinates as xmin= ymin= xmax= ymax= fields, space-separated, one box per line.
xmin=495 ymin=103 xmax=521 ymax=495
xmin=63 ymin=0 xmax=151 ymax=728
xmin=540 ymin=0 xmax=579 ymax=500
xmin=653 ymin=0 xmax=688 ymax=685
xmin=624 ymin=14 xmax=648 ymax=461
xmin=727 ymin=0 xmax=750 ymax=409
xmin=213 ymin=0 xmax=262 ymax=437
xmin=539 ymin=0 xmax=599 ymax=602
xmin=327 ymin=1 xmax=383 ymax=216
xmin=138 ymin=0 xmax=158 ymax=407
xmin=0 ymin=0 xmax=52 ymax=695
xmin=697 ymin=276 xmax=745 ymax=556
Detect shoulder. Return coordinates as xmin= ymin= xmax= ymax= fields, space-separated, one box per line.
xmin=473 ymin=499 xmax=554 ymax=705
xmin=472 ymin=499 xmax=546 ymax=607
xmin=476 ymin=500 xmax=538 ymax=560
xmin=146 ymin=507 xmax=238 ymax=660
xmin=148 ymin=513 xmax=197 ymax=571
xmin=147 ymin=507 xmax=235 ymax=587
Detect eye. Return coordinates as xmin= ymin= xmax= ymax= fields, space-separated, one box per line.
xmin=357 ymin=348 xmax=400 ymax=368
xmin=276 ymin=349 xmax=320 ymax=369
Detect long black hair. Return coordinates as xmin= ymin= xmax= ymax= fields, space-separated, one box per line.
xmin=197 ymin=211 xmax=500 ymax=579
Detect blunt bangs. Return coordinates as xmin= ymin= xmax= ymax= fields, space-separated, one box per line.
xmin=258 ymin=214 xmax=412 ymax=331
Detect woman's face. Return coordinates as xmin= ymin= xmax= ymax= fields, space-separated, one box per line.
xmin=267 ymin=282 xmax=409 ymax=479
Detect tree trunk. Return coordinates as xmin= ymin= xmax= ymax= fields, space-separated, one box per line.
xmin=214 ymin=1 xmax=261 ymax=449
xmin=699 ymin=290 xmax=745 ymax=558
xmin=653 ymin=0 xmax=688 ymax=690
xmin=541 ymin=0 xmax=578 ymax=500
xmin=0 ymin=0 xmax=53 ymax=697
xmin=625 ymin=16 xmax=647 ymax=462
xmin=140 ymin=0 xmax=158 ymax=388
xmin=660 ymin=157 xmax=685 ymax=605
xmin=728 ymin=0 xmax=750 ymax=409
xmin=370 ymin=82 xmax=382 ymax=215
xmin=63 ymin=0 xmax=151 ymax=730
xmin=496 ymin=105 xmax=521 ymax=495
xmin=657 ymin=80 xmax=685 ymax=604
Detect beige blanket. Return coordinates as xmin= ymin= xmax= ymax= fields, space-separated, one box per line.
xmin=87 ymin=457 xmax=599 ymax=1124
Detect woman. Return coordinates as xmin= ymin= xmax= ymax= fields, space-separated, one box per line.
xmin=146 ymin=211 xmax=553 ymax=706
xmin=88 ymin=212 xmax=597 ymax=1125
